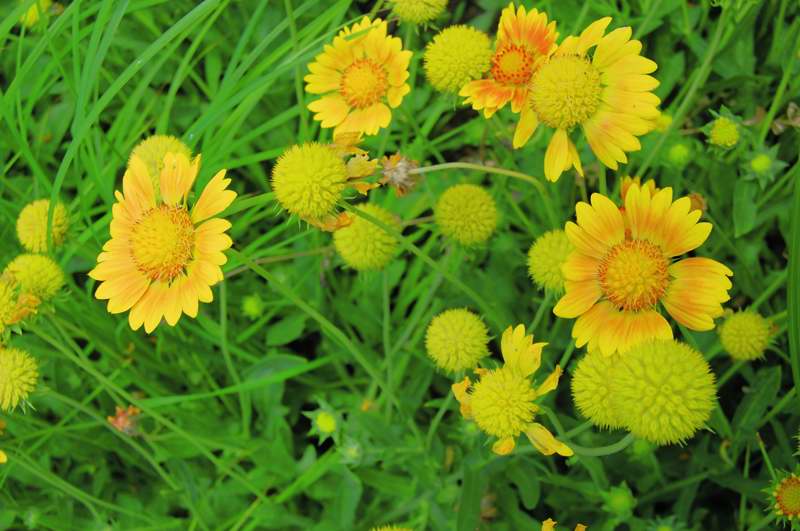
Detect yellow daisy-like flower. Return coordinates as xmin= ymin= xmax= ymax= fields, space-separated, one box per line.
xmin=460 ymin=3 xmax=557 ymax=118
xmin=452 ymin=324 xmax=572 ymax=457
xmin=0 ymin=347 xmax=39 ymax=412
xmin=19 ymin=0 xmax=52 ymax=28
xmin=553 ymin=183 xmax=733 ymax=356
xmin=89 ymin=152 xmax=236 ymax=333
xmin=3 ymin=254 xmax=65 ymax=301
xmin=424 ymin=26 xmax=493 ymax=94
xmin=16 ymin=198 xmax=69 ymax=253
xmin=390 ymin=0 xmax=446 ymax=24
xmin=542 ymin=518 xmax=587 ymax=531
xmin=514 ymin=17 xmax=660 ymax=182
xmin=305 ymin=17 xmax=412 ymax=136
xmin=772 ymin=472 xmax=800 ymax=522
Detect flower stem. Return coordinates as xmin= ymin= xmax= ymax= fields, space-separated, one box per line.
xmin=568 ymin=432 xmax=636 ymax=457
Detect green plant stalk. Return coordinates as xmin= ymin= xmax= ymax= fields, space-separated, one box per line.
xmin=789 ymin=170 xmax=800 ymax=410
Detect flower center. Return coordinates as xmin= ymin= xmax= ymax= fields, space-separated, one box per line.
xmin=131 ymin=205 xmax=195 ymax=282
xmin=490 ymin=44 xmax=535 ymax=85
xmin=776 ymin=476 xmax=800 ymax=517
xmin=530 ymin=55 xmax=602 ymax=130
xmin=470 ymin=367 xmax=537 ymax=438
xmin=599 ymin=240 xmax=669 ymax=312
xmin=340 ymin=58 xmax=388 ymax=109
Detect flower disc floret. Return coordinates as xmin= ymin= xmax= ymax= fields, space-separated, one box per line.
xmin=425 ymin=309 xmax=489 ymax=372
xmin=719 ymin=311 xmax=771 ymax=361
xmin=390 ymin=0 xmax=446 ymax=24
xmin=424 ymin=26 xmax=493 ymax=94
xmin=0 ymin=347 xmax=39 ymax=412
xmin=333 ymin=204 xmax=400 ymax=271
xmin=750 ymin=154 xmax=772 ymax=174
xmin=471 ymin=367 xmax=537 ymax=439
xmin=527 ymin=229 xmax=573 ymax=293
xmin=609 ymin=339 xmax=716 ymax=445
xmin=16 ymin=199 xmax=69 ymax=253
xmin=773 ymin=473 xmax=800 ymax=521
xmin=435 ymin=184 xmax=497 ymax=246
xmin=571 ymin=351 xmax=624 ymax=429
xmin=709 ymin=117 xmax=738 ymax=148
xmin=529 ymin=55 xmax=602 ymax=130
xmin=3 ymin=254 xmax=64 ymax=301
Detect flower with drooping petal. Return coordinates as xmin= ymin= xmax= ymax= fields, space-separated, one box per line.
xmin=460 ymin=3 xmax=557 ymax=118
xmin=554 ymin=183 xmax=732 ymax=356
xmin=514 ymin=17 xmax=660 ymax=182
xmin=452 ymin=324 xmax=572 ymax=457
xmin=89 ymin=151 xmax=236 ymax=333
xmin=305 ymin=17 xmax=411 ymax=136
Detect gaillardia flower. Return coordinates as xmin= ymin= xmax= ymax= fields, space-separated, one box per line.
xmin=435 ymin=184 xmax=497 ymax=246
xmin=0 ymin=347 xmax=39 ymax=412
xmin=452 ymin=324 xmax=572 ymax=456
xmin=771 ymin=471 xmax=800 ymax=523
xmin=333 ymin=204 xmax=400 ymax=271
xmin=571 ymin=351 xmax=624 ymax=429
xmin=305 ymin=17 xmax=411 ymax=136
xmin=424 ymin=25 xmax=493 ymax=94
xmin=16 ymin=198 xmax=69 ymax=253
xmin=527 ymin=229 xmax=573 ymax=293
xmin=719 ymin=311 xmax=772 ymax=361
xmin=0 ymin=280 xmax=40 ymax=335
xmin=425 ymin=308 xmax=490 ymax=372
xmin=514 ymin=17 xmax=660 ymax=182
xmin=3 ymin=254 xmax=65 ymax=301
xmin=708 ymin=116 xmax=739 ymax=148
xmin=542 ymin=518 xmax=587 ymax=531
xmin=89 ymin=152 xmax=236 ymax=333
xmin=554 ymin=183 xmax=732 ymax=356
xmin=460 ymin=3 xmax=557 ymax=118
xmin=390 ymin=0 xmax=446 ymax=24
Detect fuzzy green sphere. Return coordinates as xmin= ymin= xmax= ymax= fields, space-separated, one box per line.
xmin=719 ymin=311 xmax=771 ymax=361
xmin=709 ymin=117 xmax=739 ymax=148
xmin=609 ymin=339 xmax=716 ymax=445
xmin=750 ymin=153 xmax=772 ymax=174
xmin=333 ymin=204 xmax=400 ymax=271
xmin=667 ymin=142 xmax=691 ymax=167
xmin=571 ymin=351 xmax=625 ymax=429
xmin=434 ymin=184 xmax=497 ymax=246
xmin=425 ymin=308 xmax=489 ymax=372
xmin=527 ymin=229 xmax=573 ymax=293
xmin=424 ymin=26 xmax=492 ymax=94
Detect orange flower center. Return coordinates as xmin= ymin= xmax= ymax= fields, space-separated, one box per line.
xmin=530 ymin=55 xmax=602 ymax=130
xmin=490 ymin=44 xmax=534 ymax=85
xmin=131 ymin=205 xmax=195 ymax=282
xmin=776 ymin=475 xmax=800 ymax=518
xmin=598 ymin=240 xmax=669 ymax=311
xmin=340 ymin=58 xmax=388 ymax=109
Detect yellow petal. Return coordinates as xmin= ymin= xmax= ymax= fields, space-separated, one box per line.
xmin=525 ymin=423 xmax=573 ymax=456
xmin=191 ymin=170 xmax=237 ymax=224
xmin=553 ymin=280 xmax=602 ymax=318
xmin=452 ymin=377 xmax=473 ymax=419
xmin=513 ymin=102 xmax=539 ymax=149
xmin=536 ymin=366 xmax=562 ymax=396
xmin=544 ymin=129 xmax=569 ymax=182
xmin=492 ymin=437 xmax=516 ymax=455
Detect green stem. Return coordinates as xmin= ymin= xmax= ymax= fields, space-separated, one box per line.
xmin=425 ymin=394 xmax=454 ymax=450
xmin=756 ymin=433 xmax=777 ymax=481
xmin=757 ymin=28 xmax=800 ymax=143
xmin=568 ymin=432 xmax=636 ymax=457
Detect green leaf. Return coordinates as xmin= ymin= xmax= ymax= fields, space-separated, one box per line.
xmin=266 ymin=314 xmax=307 ymax=346
xmin=731 ymin=366 xmax=781 ymax=449
xmin=733 ymin=180 xmax=758 ymax=237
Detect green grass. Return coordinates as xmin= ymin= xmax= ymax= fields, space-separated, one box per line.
xmin=1 ymin=0 xmax=799 ymax=529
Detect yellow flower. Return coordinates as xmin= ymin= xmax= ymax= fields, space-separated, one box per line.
xmin=0 ymin=449 xmax=6 ymax=464
xmin=719 ymin=311 xmax=772 ymax=361
xmin=654 ymin=113 xmax=672 ymax=132
xmin=0 ymin=280 xmax=40 ymax=334
xmin=425 ymin=308 xmax=490 ymax=372
xmin=610 ymin=339 xmax=716 ymax=445
xmin=3 ymin=254 xmax=64 ymax=301
xmin=371 ymin=526 xmax=412 ymax=531
xmin=0 ymin=347 xmax=39 ymax=412
xmin=315 ymin=412 xmax=337 ymax=434
xmin=620 ymin=176 xmax=657 ymax=203
xmin=334 ymin=204 xmax=400 ymax=271
xmin=514 ymin=17 xmax=660 ymax=182
xmin=571 ymin=351 xmax=624 ymax=429
xmin=452 ymin=324 xmax=572 ymax=457
xmin=750 ymin=153 xmax=772 ymax=174
xmin=708 ymin=117 xmax=738 ymax=148
xmin=305 ymin=17 xmax=411 ymax=136
xmin=390 ymin=0 xmax=446 ymax=24
xmin=772 ymin=472 xmax=800 ymax=522
xmin=16 ymin=198 xmax=69 ymax=253
xmin=542 ymin=518 xmax=588 ymax=531
xmin=461 ymin=3 xmax=557 ymax=118
xmin=554 ymin=183 xmax=733 ymax=356
xmin=527 ymin=229 xmax=573 ymax=293
xmin=435 ymin=184 xmax=497 ymax=246
xmin=129 ymin=135 xmax=192 ymax=190
xmin=89 ymin=152 xmax=236 ymax=333
xmin=19 ymin=0 xmax=52 ymax=28
xmin=424 ymin=26 xmax=493 ymax=94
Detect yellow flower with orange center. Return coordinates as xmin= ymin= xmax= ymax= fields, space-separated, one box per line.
xmin=553 ymin=183 xmax=733 ymax=356
xmin=452 ymin=324 xmax=572 ymax=457
xmin=460 ymin=3 xmax=557 ymax=118
xmin=89 ymin=151 xmax=236 ymax=333
xmin=305 ymin=17 xmax=411 ymax=136
xmin=514 ymin=17 xmax=661 ymax=182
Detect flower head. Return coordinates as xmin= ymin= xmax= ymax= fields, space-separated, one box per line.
xmin=601 ymin=483 xmax=637 ymax=518
xmin=89 ymin=151 xmax=237 ymax=333
xmin=16 ymin=199 xmax=69 ymax=253
xmin=424 ymin=26 xmax=493 ymax=94
xmin=0 ymin=450 xmax=6 ymax=464
xmin=667 ymin=142 xmax=692 ymax=167
xmin=708 ymin=117 xmax=739 ymax=148
xmin=0 ymin=347 xmax=39 ymax=412
xmin=242 ymin=293 xmax=265 ymax=320
xmin=609 ymin=339 xmax=716 ymax=445
xmin=19 ymin=0 xmax=52 ymax=28
xmin=3 ymin=254 xmax=64 ymax=301
xmin=571 ymin=351 xmax=624 ymax=429
xmin=527 ymin=229 xmax=574 ymax=293
xmin=542 ymin=518 xmax=587 ymax=531
xmin=0 ymin=280 xmax=40 ymax=335
xmin=390 ymin=0 xmax=446 ymax=24
xmin=130 ymin=135 xmax=192 ymax=190
xmin=435 ymin=184 xmax=497 ymax=246
xmin=750 ymin=153 xmax=773 ymax=174
xmin=554 ymin=183 xmax=733 ymax=356
xmin=305 ymin=17 xmax=411 ymax=136
xmin=452 ymin=324 xmax=572 ymax=456
xmin=333 ymin=204 xmax=400 ymax=271
xmin=107 ymin=405 xmax=142 ymax=435
xmin=771 ymin=472 xmax=800 ymax=522
xmin=461 ymin=3 xmax=557 ymax=117
xmin=719 ymin=311 xmax=771 ymax=361
xmin=379 ymin=153 xmax=420 ymax=196
xmin=514 ymin=17 xmax=660 ymax=182
xmin=425 ymin=308 xmax=490 ymax=372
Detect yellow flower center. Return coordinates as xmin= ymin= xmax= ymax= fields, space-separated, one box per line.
xmin=530 ymin=55 xmax=602 ymax=130
xmin=599 ymin=240 xmax=669 ymax=311
xmin=131 ymin=205 xmax=195 ymax=281
xmin=470 ymin=367 xmax=537 ymax=438
xmin=340 ymin=58 xmax=388 ymax=109
xmin=490 ymin=44 xmax=535 ymax=85
xmin=776 ymin=475 xmax=800 ymax=518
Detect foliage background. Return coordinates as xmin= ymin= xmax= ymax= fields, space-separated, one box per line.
xmin=0 ymin=0 xmax=799 ymax=529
